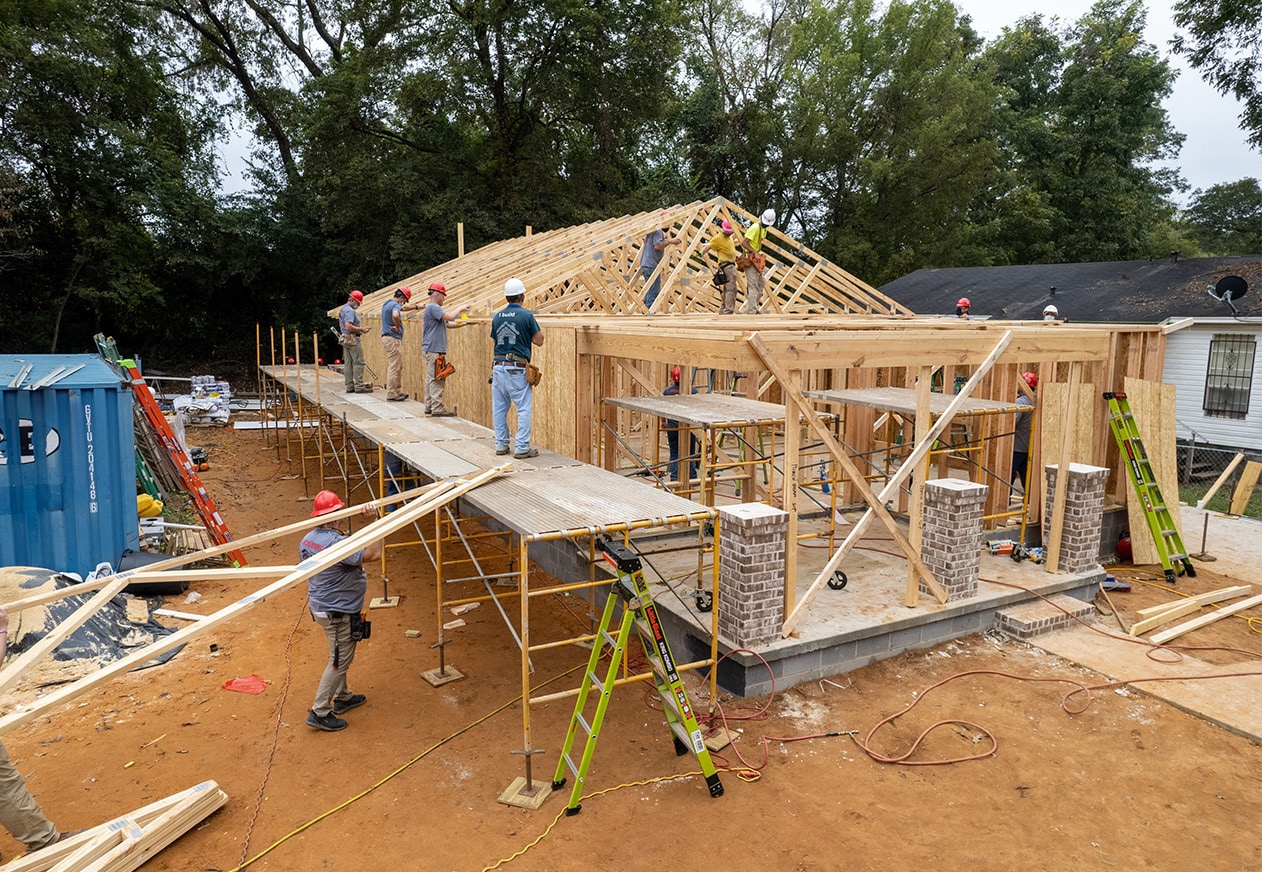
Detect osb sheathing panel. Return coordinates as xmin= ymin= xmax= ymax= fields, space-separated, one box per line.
xmin=1123 ymin=376 xmax=1182 ymax=565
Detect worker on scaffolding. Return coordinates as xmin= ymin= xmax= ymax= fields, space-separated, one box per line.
xmin=664 ymin=366 xmax=699 ymax=482
xmin=338 ymin=290 xmax=372 ymax=394
xmin=1011 ymin=372 xmax=1037 ymax=498
xmin=301 ymin=492 xmax=383 ymax=732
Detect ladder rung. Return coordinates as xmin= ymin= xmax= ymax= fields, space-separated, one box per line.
xmin=575 ymin=712 xmax=593 ymax=738
xmin=560 ymin=751 xmax=579 ymax=777
xmin=599 ymin=629 xmax=619 ymax=649
xmin=1168 ymin=553 xmax=1188 ymax=562
xmin=586 ymin=671 xmax=605 ymax=695
xmin=667 ymin=719 xmax=692 ymax=747
xmin=1160 ymin=529 xmax=1178 ymax=537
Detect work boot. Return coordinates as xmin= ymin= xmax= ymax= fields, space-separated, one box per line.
xmin=514 ymin=447 xmax=539 ymax=459
xmin=386 ymin=393 xmax=408 ymax=402
xmin=333 ymin=693 xmax=367 ymax=714
xmin=431 ymin=410 xmax=456 ymax=417
xmin=495 ymin=446 xmax=510 ymax=456
xmin=306 ymin=710 xmax=348 ymax=731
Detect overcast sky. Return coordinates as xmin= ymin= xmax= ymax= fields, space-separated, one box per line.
xmin=956 ymin=0 xmax=1258 ymax=201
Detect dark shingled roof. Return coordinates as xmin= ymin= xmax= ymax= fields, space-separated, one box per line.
xmin=880 ymin=256 xmax=1262 ymax=323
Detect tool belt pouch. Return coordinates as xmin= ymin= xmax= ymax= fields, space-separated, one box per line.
xmin=348 ymin=612 xmax=371 ymax=641
xmin=525 ymin=363 xmax=541 ymax=386
xmin=711 ymin=267 xmax=727 ymax=289
xmin=339 ymin=334 xmax=358 ymax=346
xmin=736 ymin=254 xmax=751 ymax=271
xmin=435 ymin=353 xmax=455 ymax=380
xmin=750 ymin=252 xmax=766 ymax=272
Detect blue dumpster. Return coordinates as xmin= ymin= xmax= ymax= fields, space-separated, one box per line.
xmin=0 ymin=355 xmax=138 ymax=577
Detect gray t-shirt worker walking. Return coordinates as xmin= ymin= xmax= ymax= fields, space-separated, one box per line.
xmin=300 ymin=490 xmax=382 ymax=732
xmin=490 ymin=277 xmax=544 ymax=458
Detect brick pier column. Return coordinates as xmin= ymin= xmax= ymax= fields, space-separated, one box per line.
xmin=717 ymin=503 xmax=787 ymax=647
xmin=1043 ymin=463 xmax=1109 ymax=574
xmin=920 ymin=479 xmax=988 ymax=601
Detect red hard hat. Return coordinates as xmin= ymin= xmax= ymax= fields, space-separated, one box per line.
xmin=671 ymin=366 xmax=681 ymax=382
xmin=957 ymin=297 xmax=971 ymax=307
xmin=311 ymin=490 xmax=345 ymax=517
xmin=428 ymin=281 xmax=447 ymax=294
xmin=396 ymin=287 xmax=412 ymax=302
xmin=349 ymin=290 xmax=364 ymax=303
xmin=1022 ymin=372 xmax=1038 ymax=389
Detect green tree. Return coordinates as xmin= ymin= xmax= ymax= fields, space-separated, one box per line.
xmin=1181 ymin=178 xmax=1262 ymax=254
xmin=1171 ymin=0 xmax=1262 ymax=148
xmin=0 ymin=0 xmax=219 ymax=355
xmin=774 ymin=0 xmax=999 ymax=282
xmin=980 ymin=1 xmax=1185 ymax=264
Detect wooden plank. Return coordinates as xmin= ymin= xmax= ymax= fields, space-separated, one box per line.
xmin=1133 ymin=585 xmax=1255 ymax=619
xmin=0 ymin=469 xmax=503 ymax=737
xmin=1197 ymin=452 xmax=1244 ymax=509
xmin=1044 ymin=362 xmax=1081 ymax=574
xmin=1229 ymin=460 xmax=1261 ymax=516
xmin=907 ymin=367 xmax=932 ymax=607
xmin=782 ymin=370 xmax=800 ymax=615
xmin=1129 ymin=585 xmax=1254 ymax=636
xmin=1149 ymin=593 xmax=1262 ymax=645
xmin=1123 ymin=377 xmax=1181 ymax=565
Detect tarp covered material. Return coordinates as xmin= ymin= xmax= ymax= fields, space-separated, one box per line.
xmin=1 ymin=566 xmax=183 ymax=679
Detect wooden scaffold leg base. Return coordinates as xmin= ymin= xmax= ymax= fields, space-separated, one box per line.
xmin=420 ymin=664 xmax=464 ymax=687
xmin=497 ymin=776 xmax=553 ymax=810
xmin=498 ymin=747 xmax=551 ymax=809
xmin=422 ymin=637 xmax=463 ymax=686
xmin=703 ymin=724 xmax=736 ymax=752
xmin=369 ymin=596 xmax=400 ymax=609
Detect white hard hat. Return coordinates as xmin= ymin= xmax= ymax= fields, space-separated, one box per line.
xmin=1043 ymin=304 xmax=1058 ymax=316
xmin=761 ymin=209 xmax=776 ymax=226
xmin=504 ymin=277 xmax=526 ymax=297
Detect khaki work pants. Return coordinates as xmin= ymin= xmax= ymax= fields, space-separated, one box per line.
xmin=381 ymin=335 xmax=404 ymax=398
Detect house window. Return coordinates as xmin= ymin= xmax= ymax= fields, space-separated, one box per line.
xmin=1203 ymin=334 xmax=1256 ymax=419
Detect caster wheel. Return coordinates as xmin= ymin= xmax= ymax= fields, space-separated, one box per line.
xmin=695 ymin=590 xmax=713 ymax=612
xmin=827 ymin=571 xmax=848 ymax=591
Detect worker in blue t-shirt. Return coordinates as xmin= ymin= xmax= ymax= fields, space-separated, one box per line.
xmin=490 ymin=278 xmax=544 ymax=459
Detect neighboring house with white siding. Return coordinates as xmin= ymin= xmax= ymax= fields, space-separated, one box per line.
xmin=881 ymin=254 xmax=1262 ymax=457
xmin=1164 ymin=320 xmax=1262 ymax=451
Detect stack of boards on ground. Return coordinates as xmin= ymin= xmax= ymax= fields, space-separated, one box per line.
xmin=1 ymin=780 xmax=228 ymax=871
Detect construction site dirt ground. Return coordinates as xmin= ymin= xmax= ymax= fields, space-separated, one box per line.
xmin=4 ymin=424 xmax=1261 ymax=871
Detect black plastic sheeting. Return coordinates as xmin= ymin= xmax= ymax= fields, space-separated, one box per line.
xmin=7 ymin=568 xmax=185 ymax=672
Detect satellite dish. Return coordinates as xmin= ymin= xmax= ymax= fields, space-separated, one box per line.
xmin=1207 ymin=275 xmax=1249 ymax=315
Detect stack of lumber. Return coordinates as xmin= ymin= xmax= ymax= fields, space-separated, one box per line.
xmin=1128 ymin=585 xmax=1262 ymax=643
xmin=1 ymin=781 xmax=227 ymax=872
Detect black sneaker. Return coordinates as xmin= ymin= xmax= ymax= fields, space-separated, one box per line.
xmin=333 ymin=694 xmax=367 ymax=714
xmin=306 ymin=710 xmax=348 ymax=732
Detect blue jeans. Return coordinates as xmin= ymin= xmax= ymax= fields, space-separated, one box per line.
xmin=641 ymin=266 xmax=661 ymax=309
xmin=492 ymin=365 xmax=533 ymax=453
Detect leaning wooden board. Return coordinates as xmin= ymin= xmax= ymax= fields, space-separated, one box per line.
xmin=1122 ymin=377 xmax=1182 ymax=566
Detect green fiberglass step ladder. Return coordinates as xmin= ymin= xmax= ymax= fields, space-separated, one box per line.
xmin=551 ymin=537 xmax=723 ymax=816
xmin=1103 ymin=392 xmax=1196 ymax=585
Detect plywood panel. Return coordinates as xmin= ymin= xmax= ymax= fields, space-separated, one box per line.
xmin=1039 ymin=382 xmax=1097 ymax=470
xmin=1123 ymin=377 xmax=1182 ymax=565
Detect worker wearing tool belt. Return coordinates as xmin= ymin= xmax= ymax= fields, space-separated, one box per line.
xmin=300 ymin=492 xmax=382 ymax=732
xmin=421 ymin=281 xmax=469 ymax=417
xmin=739 ymin=209 xmax=774 ymax=314
xmin=700 ymin=219 xmax=739 ymax=314
xmin=490 ymin=277 xmax=545 ymax=459
xmin=381 ymin=287 xmax=418 ymax=401
xmin=338 ymin=290 xmax=372 ymax=393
